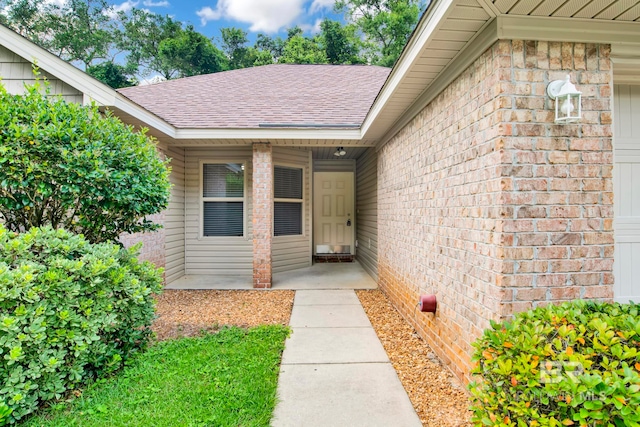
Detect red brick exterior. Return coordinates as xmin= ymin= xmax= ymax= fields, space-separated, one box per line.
xmin=253 ymin=143 xmax=273 ymax=288
xmin=377 ymin=40 xmax=613 ymax=382
xmin=119 ymin=211 xmax=166 ymax=269
xmin=118 ymin=147 xmax=168 ymax=274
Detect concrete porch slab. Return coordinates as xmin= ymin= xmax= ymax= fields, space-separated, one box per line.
xmin=272 ymin=363 xmax=421 ymax=427
xmin=164 ymin=261 xmax=377 ymax=290
xmin=272 ymin=262 xmax=377 ymax=290
xmin=294 ymin=289 xmax=361 ymax=305
xmin=289 ymin=304 xmax=372 ymax=328
xmin=281 ymin=327 xmax=389 ymax=364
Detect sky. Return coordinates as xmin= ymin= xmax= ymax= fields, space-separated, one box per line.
xmin=105 ymin=0 xmax=345 ymax=41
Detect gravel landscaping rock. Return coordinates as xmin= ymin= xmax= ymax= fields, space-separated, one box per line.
xmin=152 ymin=290 xmax=295 ymax=341
xmin=356 ymin=289 xmax=472 ymax=427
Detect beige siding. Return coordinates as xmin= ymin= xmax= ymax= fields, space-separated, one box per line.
xmin=184 ymin=146 xmax=253 ymax=276
xmin=0 ymin=45 xmax=83 ymax=103
xmin=164 ymin=145 xmax=186 ymax=284
xmin=273 ymin=147 xmax=312 ymax=273
xmin=314 ymin=159 xmax=356 ymax=173
xmin=355 ymin=148 xmax=378 ymax=280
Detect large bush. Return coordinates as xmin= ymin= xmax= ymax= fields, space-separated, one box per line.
xmin=469 ymin=300 xmax=640 ymax=426
xmin=0 ymin=80 xmax=170 ymax=243
xmin=0 ymin=225 xmax=163 ymax=424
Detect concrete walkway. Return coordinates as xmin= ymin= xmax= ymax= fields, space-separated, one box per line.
xmin=271 ymin=290 xmax=421 ymax=427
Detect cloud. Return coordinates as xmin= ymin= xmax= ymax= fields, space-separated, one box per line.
xmin=43 ymin=0 xmax=67 ymax=6
xmin=196 ymin=6 xmax=221 ymax=23
xmin=143 ymin=0 xmax=170 ymax=7
xmin=104 ymin=0 xmax=139 ymax=17
xmin=196 ymin=0 xmax=305 ymax=33
xmin=309 ymin=0 xmax=334 ymax=14
xmin=300 ymin=18 xmax=322 ymax=34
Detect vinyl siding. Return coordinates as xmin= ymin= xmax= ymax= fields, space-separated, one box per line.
xmin=314 ymin=159 xmax=356 ymax=173
xmin=273 ymin=147 xmax=312 ymax=273
xmin=184 ymin=146 xmax=253 ymax=276
xmin=164 ymin=145 xmax=186 ymax=284
xmin=0 ymin=45 xmax=83 ymax=103
xmin=355 ymin=148 xmax=378 ymax=280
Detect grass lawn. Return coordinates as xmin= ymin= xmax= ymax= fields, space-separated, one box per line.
xmin=21 ymin=325 xmax=290 ymax=427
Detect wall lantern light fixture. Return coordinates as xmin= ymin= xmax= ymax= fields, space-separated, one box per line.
xmin=547 ymin=74 xmax=582 ymax=124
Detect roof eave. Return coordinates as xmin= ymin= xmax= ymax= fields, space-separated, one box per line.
xmin=173 ymin=128 xmax=363 ymax=141
xmin=0 ymin=24 xmax=116 ymax=106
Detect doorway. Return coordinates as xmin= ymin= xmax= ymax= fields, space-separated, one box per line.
xmin=313 ymin=172 xmax=355 ymax=256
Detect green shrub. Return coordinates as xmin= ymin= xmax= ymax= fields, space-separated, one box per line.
xmin=0 ymin=79 xmax=170 ymax=244
xmin=469 ymin=300 xmax=640 ymax=427
xmin=0 ymin=225 xmax=163 ymax=424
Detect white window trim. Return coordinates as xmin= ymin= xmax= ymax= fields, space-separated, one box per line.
xmin=199 ymin=159 xmax=248 ymax=239
xmin=273 ymin=163 xmax=305 ymax=238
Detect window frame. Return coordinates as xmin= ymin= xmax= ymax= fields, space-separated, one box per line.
xmin=199 ymin=159 xmax=247 ymax=239
xmin=273 ymin=163 xmax=305 ymax=238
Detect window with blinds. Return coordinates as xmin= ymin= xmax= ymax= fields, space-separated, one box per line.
xmin=274 ymin=166 xmax=303 ymax=236
xmin=202 ymin=163 xmax=244 ymax=237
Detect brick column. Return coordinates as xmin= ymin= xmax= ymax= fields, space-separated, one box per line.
xmin=497 ymin=40 xmax=614 ymax=314
xmin=252 ymin=143 xmax=273 ymax=288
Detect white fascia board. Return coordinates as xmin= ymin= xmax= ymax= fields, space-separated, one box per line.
xmin=497 ymin=15 xmax=640 ymax=45
xmin=174 ymin=128 xmax=362 ymax=141
xmin=0 ymin=25 xmax=116 ymax=106
xmin=360 ymin=0 xmax=457 ymax=136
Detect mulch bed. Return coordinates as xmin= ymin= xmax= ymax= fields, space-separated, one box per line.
xmin=152 ymin=290 xmax=295 ymax=341
xmin=152 ymin=288 xmax=472 ymax=426
xmin=356 ymin=289 xmax=473 ymax=426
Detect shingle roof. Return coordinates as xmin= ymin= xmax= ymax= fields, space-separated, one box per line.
xmin=117 ymin=64 xmax=390 ymax=129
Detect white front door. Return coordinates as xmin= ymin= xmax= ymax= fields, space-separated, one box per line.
xmin=313 ymin=172 xmax=354 ymax=255
xmin=614 ymin=84 xmax=640 ymax=303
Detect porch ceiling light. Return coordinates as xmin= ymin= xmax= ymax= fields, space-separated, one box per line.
xmin=334 ymin=147 xmax=347 ymax=157
xmin=547 ymin=75 xmax=582 ymax=124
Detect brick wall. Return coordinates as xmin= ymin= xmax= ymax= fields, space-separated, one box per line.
xmin=253 ymin=143 xmax=273 ymax=288
xmin=377 ymin=40 xmax=613 ymax=383
xmin=119 ymin=211 xmax=166 ymax=269
xmin=118 ymin=147 xmax=170 ymax=273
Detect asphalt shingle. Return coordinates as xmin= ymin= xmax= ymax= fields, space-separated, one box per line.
xmin=117 ymin=64 xmax=390 ymax=129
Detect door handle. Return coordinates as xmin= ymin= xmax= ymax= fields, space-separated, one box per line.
xmin=346 ymin=219 xmax=352 ymax=226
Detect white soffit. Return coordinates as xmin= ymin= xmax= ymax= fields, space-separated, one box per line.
xmin=492 ymin=0 xmax=640 ymax=21
xmin=361 ymin=0 xmax=494 ymax=140
xmin=367 ymin=0 xmax=640 ymax=147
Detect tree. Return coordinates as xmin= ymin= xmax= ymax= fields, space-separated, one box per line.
xmin=158 ymin=25 xmax=227 ymax=78
xmin=320 ymin=19 xmax=362 ymax=64
xmin=119 ymin=8 xmax=183 ymax=79
xmin=255 ymin=33 xmax=284 ymax=63
xmin=45 ymin=0 xmax=118 ymax=69
xmin=280 ymin=34 xmax=327 ymax=64
xmin=335 ymin=0 xmax=423 ymax=66
xmin=252 ymin=50 xmax=275 ymax=66
xmin=220 ymin=27 xmax=257 ymax=69
xmin=87 ymin=61 xmax=136 ymax=88
xmin=0 ymin=79 xmax=171 ymax=243
xmin=0 ymin=0 xmax=58 ymax=46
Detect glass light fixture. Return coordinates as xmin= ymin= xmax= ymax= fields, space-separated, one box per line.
xmin=333 ymin=147 xmax=346 ymax=157
xmin=546 ymin=75 xmax=582 ymax=124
